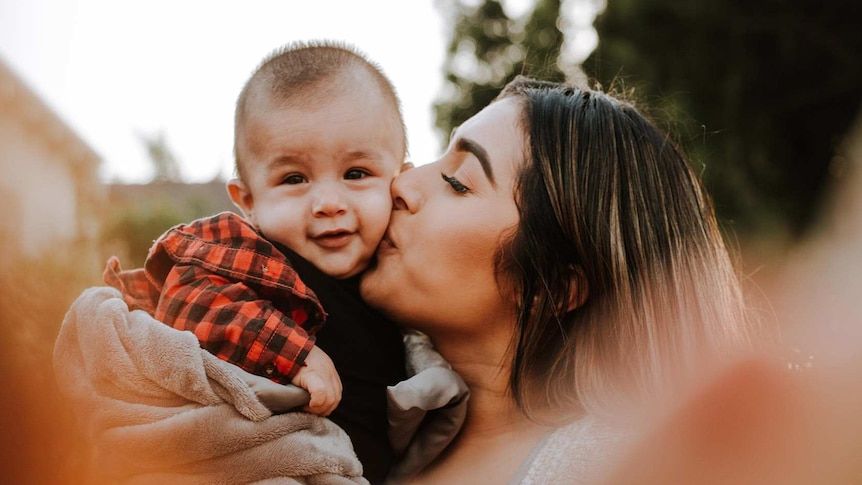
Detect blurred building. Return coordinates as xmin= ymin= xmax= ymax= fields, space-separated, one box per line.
xmin=0 ymin=58 xmax=104 ymax=265
xmin=0 ymin=59 xmax=107 ymax=485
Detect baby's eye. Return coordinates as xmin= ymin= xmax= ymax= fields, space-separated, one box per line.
xmin=345 ymin=169 xmax=370 ymax=180
xmin=283 ymin=174 xmax=306 ymax=185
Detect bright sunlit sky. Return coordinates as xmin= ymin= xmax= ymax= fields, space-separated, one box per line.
xmin=0 ymin=0 xmax=599 ymax=183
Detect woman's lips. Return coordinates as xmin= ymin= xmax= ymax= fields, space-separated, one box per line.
xmin=378 ymin=232 xmax=397 ymax=253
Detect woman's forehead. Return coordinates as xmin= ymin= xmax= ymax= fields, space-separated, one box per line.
xmin=455 ymin=98 xmax=525 ymax=181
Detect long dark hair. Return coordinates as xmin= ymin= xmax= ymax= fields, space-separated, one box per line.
xmin=496 ymin=76 xmax=752 ymax=416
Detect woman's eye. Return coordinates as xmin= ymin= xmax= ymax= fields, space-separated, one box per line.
xmin=345 ymin=169 xmax=369 ymax=180
xmin=442 ymin=173 xmax=469 ymax=194
xmin=283 ymin=174 xmax=306 ymax=185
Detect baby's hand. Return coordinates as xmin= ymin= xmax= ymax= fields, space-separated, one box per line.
xmin=291 ymin=345 xmax=342 ymax=416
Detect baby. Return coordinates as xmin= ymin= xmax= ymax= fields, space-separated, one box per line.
xmin=105 ymin=40 xmax=408 ymax=482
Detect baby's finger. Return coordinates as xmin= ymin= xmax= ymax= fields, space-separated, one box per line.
xmin=303 ymin=396 xmax=328 ymax=416
xmin=314 ymin=392 xmax=335 ymax=417
xmin=305 ymin=377 xmax=327 ymax=408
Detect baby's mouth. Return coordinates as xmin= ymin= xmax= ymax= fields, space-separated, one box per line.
xmin=312 ymin=230 xmax=354 ymax=249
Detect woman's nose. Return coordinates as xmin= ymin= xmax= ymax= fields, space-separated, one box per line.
xmin=312 ymin=182 xmax=348 ymax=217
xmin=390 ymin=162 xmax=427 ymax=214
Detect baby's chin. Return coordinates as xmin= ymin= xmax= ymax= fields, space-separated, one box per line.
xmin=315 ymin=256 xmax=371 ymax=281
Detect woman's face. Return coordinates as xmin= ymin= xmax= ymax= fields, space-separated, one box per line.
xmin=360 ymin=97 xmax=525 ymax=336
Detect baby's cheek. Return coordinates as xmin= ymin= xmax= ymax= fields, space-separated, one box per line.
xmin=362 ymin=189 xmax=395 ymax=233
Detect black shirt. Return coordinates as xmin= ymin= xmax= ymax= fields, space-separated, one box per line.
xmin=275 ymin=243 xmax=406 ymax=484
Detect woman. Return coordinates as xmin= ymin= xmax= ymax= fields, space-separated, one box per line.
xmin=54 ymin=75 xmax=754 ymax=484
xmin=360 ymin=76 xmax=753 ymax=483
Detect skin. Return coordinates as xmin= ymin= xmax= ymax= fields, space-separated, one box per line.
xmin=361 ymin=98 xmax=558 ymax=483
xmin=228 ymin=68 xmax=405 ymax=415
xmin=229 ymin=69 xmax=405 ymax=280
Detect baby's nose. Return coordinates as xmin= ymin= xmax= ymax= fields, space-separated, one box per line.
xmin=312 ymin=183 xmax=348 ymax=217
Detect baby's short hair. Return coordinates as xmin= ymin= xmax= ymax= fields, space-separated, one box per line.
xmin=233 ymin=40 xmax=405 ymax=178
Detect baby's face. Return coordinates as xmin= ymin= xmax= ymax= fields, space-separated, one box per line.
xmin=233 ymin=85 xmax=405 ymax=279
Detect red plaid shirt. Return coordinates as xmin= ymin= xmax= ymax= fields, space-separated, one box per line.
xmin=104 ymin=212 xmax=326 ymax=383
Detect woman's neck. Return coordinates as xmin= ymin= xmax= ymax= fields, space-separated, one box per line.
xmin=434 ymin=324 xmax=504 ymax=376
xmin=407 ymin=324 xmax=584 ymax=484
xmin=428 ymin=327 xmax=542 ymax=438
xmin=410 ymin=335 xmax=555 ymax=484
xmin=455 ymin=359 xmax=522 ymax=437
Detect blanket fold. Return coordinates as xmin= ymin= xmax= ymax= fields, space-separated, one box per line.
xmin=384 ymin=330 xmax=469 ymax=484
xmin=54 ymin=287 xmax=367 ymax=484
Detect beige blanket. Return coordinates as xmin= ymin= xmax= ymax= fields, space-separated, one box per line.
xmin=54 ymin=286 xmax=367 ymax=484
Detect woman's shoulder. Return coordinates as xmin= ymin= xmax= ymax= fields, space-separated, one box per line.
xmin=515 ymin=415 xmax=627 ymax=485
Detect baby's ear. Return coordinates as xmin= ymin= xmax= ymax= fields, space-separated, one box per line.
xmin=400 ymin=161 xmax=415 ymax=173
xmin=226 ymin=178 xmax=256 ymax=224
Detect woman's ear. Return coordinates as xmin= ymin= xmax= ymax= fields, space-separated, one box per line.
xmin=565 ymin=265 xmax=589 ymax=313
xmin=226 ymin=178 xmax=256 ymax=224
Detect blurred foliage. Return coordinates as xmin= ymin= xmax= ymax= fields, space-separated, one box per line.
xmin=434 ymin=0 xmax=566 ymax=149
xmin=138 ymin=130 xmax=183 ymax=183
xmin=434 ymin=0 xmax=862 ymax=241
xmin=101 ymin=184 xmax=234 ymax=268
xmin=102 ymin=131 xmax=234 ymax=267
xmin=581 ymin=0 xmax=862 ymax=239
xmin=0 ymin=247 xmax=101 ymax=483
xmin=101 ymin=198 xmax=190 ymax=267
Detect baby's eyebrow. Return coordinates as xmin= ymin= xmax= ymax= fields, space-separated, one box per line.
xmin=267 ymin=154 xmax=305 ymax=170
xmin=455 ymin=137 xmax=495 ymax=187
xmin=343 ymin=150 xmax=378 ymax=162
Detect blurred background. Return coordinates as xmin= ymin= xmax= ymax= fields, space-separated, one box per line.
xmin=1 ymin=0 xmax=861 ymax=482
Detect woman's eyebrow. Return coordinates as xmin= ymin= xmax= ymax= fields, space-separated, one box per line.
xmin=455 ymin=137 xmax=495 ymax=186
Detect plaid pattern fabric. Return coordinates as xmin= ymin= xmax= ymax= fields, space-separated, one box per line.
xmin=104 ymin=212 xmax=326 ymax=382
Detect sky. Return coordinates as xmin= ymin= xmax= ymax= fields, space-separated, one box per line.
xmin=0 ymin=0 xmax=599 ymax=183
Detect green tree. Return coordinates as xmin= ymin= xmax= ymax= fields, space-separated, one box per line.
xmin=138 ymin=130 xmax=182 ymax=182
xmin=583 ymin=0 xmax=862 ymax=239
xmin=434 ymin=0 xmax=566 ymax=149
xmin=101 ymin=199 xmax=191 ymax=267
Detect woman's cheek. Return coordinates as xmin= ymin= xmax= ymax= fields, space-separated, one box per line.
xmin=429 ymin=222 xmax=501 ymax=292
